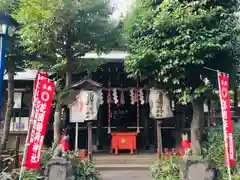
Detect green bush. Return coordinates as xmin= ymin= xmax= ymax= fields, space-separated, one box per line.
xmin=70 ymin=153 xmax=100 ymax=180
xmin=22 ymin=171 xmax=43 ymax=180
xmin=202 ymin=125 xmax=240 ymax=180
xmin=150 ymin=124 xmax=240 ymax=180
xmin=20 ymin=149 xmax=100 ymax=180
xmin=150 ymin=157 xmax=179 ymax=180
xmin=40 ymin=148 xmax=53 ymax=170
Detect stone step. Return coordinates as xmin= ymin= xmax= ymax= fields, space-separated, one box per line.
xmin=93 ymin=154 xmax=157 ymax=165
xmin=96 ymin=164 xmax=152 ymax=171
xmin=94 ymin=158 xmax=156 ymax=165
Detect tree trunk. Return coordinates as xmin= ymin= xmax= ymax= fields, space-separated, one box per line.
xmin=65 ymin=61 xmax=72 ymax=88
xmin=52 ymin=56 xmax=72 ymax=149
xmin=191 ymin=98 xmax=204 ymax=156
xmin=52 ymin=103 xmax=62 ymax=149
xmin=0 ymin=65 xmax=14 ymax=153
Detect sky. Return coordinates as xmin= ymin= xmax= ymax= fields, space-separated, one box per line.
xmin=111 ymin=0 xmax=134 ymax=19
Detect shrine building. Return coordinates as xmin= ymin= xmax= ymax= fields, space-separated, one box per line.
xmin=2 ymin=51 xmax=205 ymax=154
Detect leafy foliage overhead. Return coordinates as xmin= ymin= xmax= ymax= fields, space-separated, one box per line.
xmin=15 ymin=0 xmax=120 ymax=73
xmin=124 ymin=0 xmax=239 ymax=103
xmin=0 ymin=0 xmax=34 ymax=72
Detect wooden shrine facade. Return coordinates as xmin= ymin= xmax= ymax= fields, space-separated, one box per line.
xmin=61 ymin=62 xmax=185 ymax=154
xmin=0 ymin=52 xmax=208 ymax=152
xmin=1 ymin=70 xmax=37 ymax=150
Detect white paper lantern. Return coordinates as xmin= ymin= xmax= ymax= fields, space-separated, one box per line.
xmin=149 ymin=88 xmax=173 ymax=119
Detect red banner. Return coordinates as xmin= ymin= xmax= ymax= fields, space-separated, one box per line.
xmin=32 ymin=72 xmax=48 ymax=101
xmin=28 ymin=72 xmax=49 ymax=149
xmin=25 ymin=79 xmax=55 ymax=169
xmin=218 ymin=73 xmax=235 ymax=167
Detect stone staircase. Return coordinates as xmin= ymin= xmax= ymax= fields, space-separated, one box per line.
xmin=93 ymin=152 xmax=157 ymax=171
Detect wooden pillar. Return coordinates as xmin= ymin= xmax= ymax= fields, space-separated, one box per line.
xmin=207 ymin=100 xmax=211 ymax=127
xmin=143 ymin=105 xmax=149 ymax=149
xmin=96 ymin=107 xmax=102 ymax=150
xmin=153 ymin=119 xmax=157 ymax=148
xmin=75 ymin=123 xmax=79 ymax=151
xmin=175 ymin=111 xmax=185 ymax=145
xmin=157 ymin=120 xmax=163 ymax=155
xmin=87 ymin=121 xmax=93 ymax=160
xmin=15 ymin=136 xmax=20 ymax=169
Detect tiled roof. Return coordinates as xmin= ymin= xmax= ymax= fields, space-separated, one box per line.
xmin=3 ymin=51 xmax=128 ymax=81
xmin=4 ymin=69 xmax=38 ymax=81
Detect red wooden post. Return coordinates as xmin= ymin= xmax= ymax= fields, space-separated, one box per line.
xmin=19 ymin=153 xmax=23 ymax=168
xmin=164 ymin=148 xmax=169 ymax=160
xmin=80 ymin=150 xmax=86 ymax=161
xmin=130 ymin=140 xmax=134 ymax=155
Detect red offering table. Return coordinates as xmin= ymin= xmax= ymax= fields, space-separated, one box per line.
xmin=111 ymin=132 xmax=137 ymax=155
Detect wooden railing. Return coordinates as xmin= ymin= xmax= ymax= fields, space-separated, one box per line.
xmin=9 ymin=117 xmax=29 ymax=132
xmin=0 ymin=136 xmax=22 ymax=172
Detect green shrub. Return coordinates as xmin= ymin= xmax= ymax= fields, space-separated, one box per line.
xmin=150 ymin=157 xmax=179 ymax=180
xmin=202 ymin=125 xmax=240 ymax=180
xmin=70 ymin=153 xmax=100 ymax=180
xmin=72 ymin=159 xmax=100 ymax=180
xmin=20 ymin=149 xmax=100 ymax=180
xmin=22 ymin=171 xmax=44 ymax=180
xmin=40 ymin=147 xmax=52 ymax=170
xmin=150 ymin=124 xmax=240 ymax=180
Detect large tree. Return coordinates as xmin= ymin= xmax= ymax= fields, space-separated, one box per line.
xmin=15 ymin=0 xmax=120 ymax=148
xmin=124 ymin=0 xmax=238 ymax=155
xmin=0 ymin=0 xmax=35 ymax=152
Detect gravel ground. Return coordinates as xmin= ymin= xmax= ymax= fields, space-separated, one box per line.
xmin=100 ymin=170 xmax=152 ymax=180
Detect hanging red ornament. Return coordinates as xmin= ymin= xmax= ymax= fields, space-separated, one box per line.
xmin=136 ymin=88 xmax=140 ymax=133
xmin=107 ymin=83 xmax=111 ymax=134
xmin=210 ymin=108 xmax=215 ymax=126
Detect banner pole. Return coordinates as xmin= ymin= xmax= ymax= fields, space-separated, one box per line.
xmin=19 ymin=73 xmax=41 ymax=180
xmin=217 ymin=70 xmax=232 ymax=180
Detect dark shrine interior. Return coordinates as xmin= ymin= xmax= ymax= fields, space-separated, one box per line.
xmin=45 ymin=62 xmax=179 ymax=151
xmin=72 ymin=62 xmax=153 ymax=129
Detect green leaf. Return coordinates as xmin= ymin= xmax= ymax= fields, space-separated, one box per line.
xmin=124 ymin=0 xmax=239 ymax=103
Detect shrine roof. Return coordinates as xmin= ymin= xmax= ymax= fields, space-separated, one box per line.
xmin=83 ymin=51 xmax=128 ymax=61
xmin=3 ymin=51 xmax=127 ymax=81
xmin=3 ymin=69 xmax=54 ymax=81
xmin=71 ymin=78 xmax=102 ymax=89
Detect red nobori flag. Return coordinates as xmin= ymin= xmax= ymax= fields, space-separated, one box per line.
xmin=32 ymin=72 xmax=48 ymax=101
xmin=31 ymin=72 xmax=49 ymax=124
xmin=25 ymin=79 xmax=55 ymax=169
xmin=218 ymin=72 xmax=236 ymax=167
xmin=33 ymin=72 xmax=48 ymax=90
